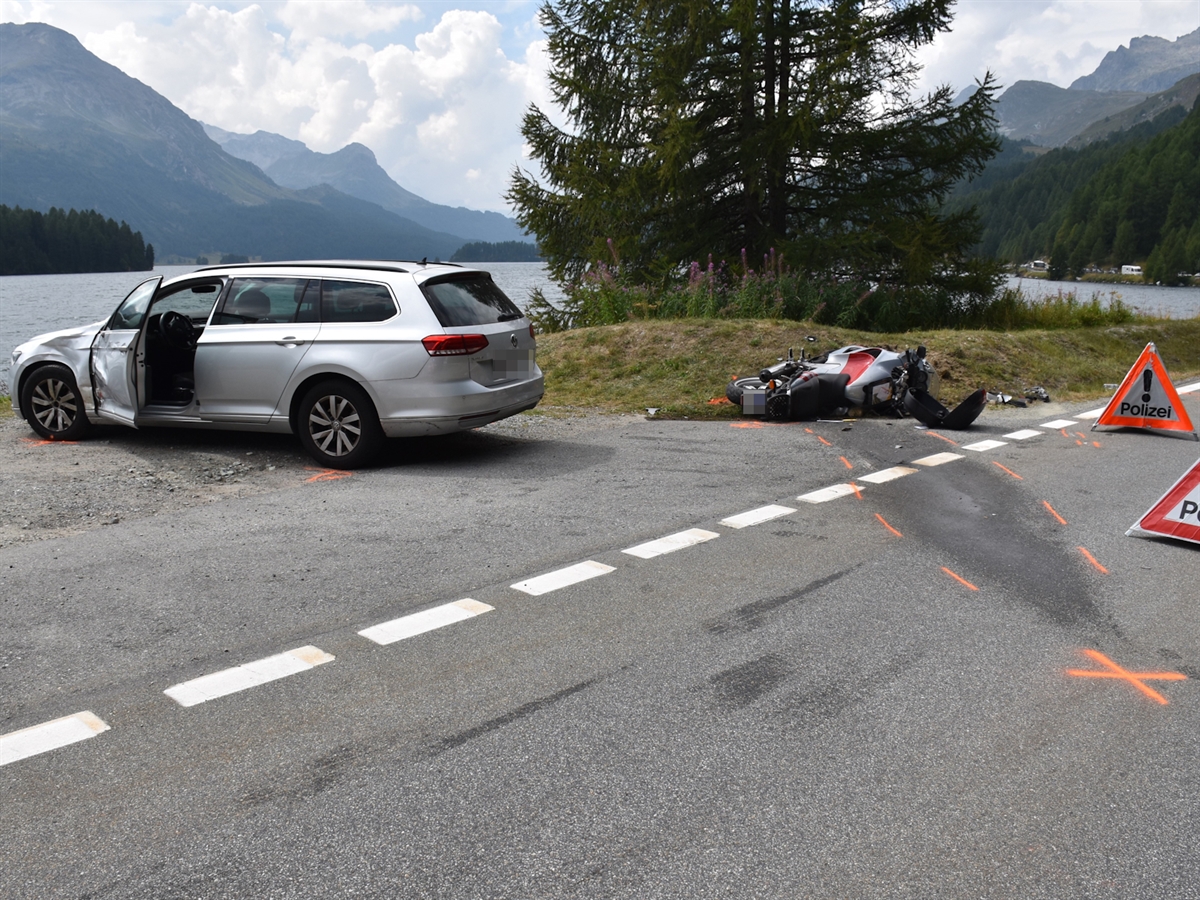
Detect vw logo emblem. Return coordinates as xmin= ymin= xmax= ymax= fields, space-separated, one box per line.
xmin=510 ymin=334 xmax=519 ymax=348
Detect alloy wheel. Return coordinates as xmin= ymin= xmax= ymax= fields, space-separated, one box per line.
xmin=307 ymin=394 xmax=362 ymax=458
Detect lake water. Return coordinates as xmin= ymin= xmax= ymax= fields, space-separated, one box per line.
xmin=2 ymin=263 xmax=1194 ymax=396
xmin=1004 ymin=275 xmax=1200 ymax=319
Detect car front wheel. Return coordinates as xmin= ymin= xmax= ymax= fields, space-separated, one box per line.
xmin=21 ymin=364 xmax=91 ymax=440
xmin=297 ymin=379 xmax=383 ymax=469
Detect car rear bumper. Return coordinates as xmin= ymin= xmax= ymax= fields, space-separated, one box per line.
xmin=377 ymin=376 xmax=544 ymax=437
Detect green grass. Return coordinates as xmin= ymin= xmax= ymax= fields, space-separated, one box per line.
xmin=533 ymin=318 xmax=1200 ymax=418
xmin=0 ymin=396 xmax=12 ymax=418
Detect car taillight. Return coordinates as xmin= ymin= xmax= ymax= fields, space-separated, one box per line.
xmin=529 ymin=323 xmax=536 ymax=340
xmin=422 ymin=334 xmax=489 ymax=356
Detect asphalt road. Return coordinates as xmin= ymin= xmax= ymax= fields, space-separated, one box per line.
xmin=2 ymin=393 xmax=1198 ymax=899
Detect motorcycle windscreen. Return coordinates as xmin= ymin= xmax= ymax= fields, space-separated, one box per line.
xmin=905 ymin=387 xmax=987 ymax=430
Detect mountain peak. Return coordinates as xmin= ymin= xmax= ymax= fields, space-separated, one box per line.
xmin=1070 ymin=27 xmax=1200 ymax=93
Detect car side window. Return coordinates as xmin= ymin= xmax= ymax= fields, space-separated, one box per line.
xmin=211 ymin=278 xmax=312 ymax=325
xmin=151 ymin=282 xmax=222 ymax=322
xmin=321 ymin=280 xmax=397 ymax=323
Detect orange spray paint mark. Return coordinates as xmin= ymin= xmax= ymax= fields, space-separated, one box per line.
xmin=304 ymin=468 xmax=354 ymax=483
xmin=1041 ymin=500 xmax=1068 ymax=525
xmin=1078 ymin=546 xmax=1108 ymax=574
xmin=1076 ymin=439 xmax=1083 ymax=446
xmin=1067 ymin=649 xmax=1186 ymax=705
xmin=991 ymin=461 xmax=1023 ymax=480
xmin=839 ymin=456 xmax=853 ymax=469
xmin=1092 ymin=441 xmax=1102 ymax=448
xmin=850 ymin=483 xmax=863 ymax=500
xmin=730 ymin=421 xmax=763 ymax=429
xmin=941 ymin=566 xmax=979 ymax=591
xmin=1060 ymin=429 xmax=1070 ymax=438
xmin=924 ymin=431 xmax=959 ymax=446
xmin=20 ymin=437 xmax=78 ymax=446
xmin=804 ymin=428 xmax=814 ymax=434
xmin=1075 ymin=431 xmax=1087 ymax=439
xmin=875 ymin=513 xmax=902 ymax=537
xmin=817 ymin=435 xmax=832 ymax=446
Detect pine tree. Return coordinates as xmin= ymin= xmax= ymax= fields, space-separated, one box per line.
xmin=509 ymin=0 xmax=1002 ymax=299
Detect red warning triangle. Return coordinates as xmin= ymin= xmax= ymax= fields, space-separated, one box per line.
xmin=1092 ymin=342 xmax=1196 ymax=437
xmin=1128 ymin=458 xmax=1200 ymax=546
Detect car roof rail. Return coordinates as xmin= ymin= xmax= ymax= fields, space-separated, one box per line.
xmin=189 ymin=259 xmax=469 ymax=274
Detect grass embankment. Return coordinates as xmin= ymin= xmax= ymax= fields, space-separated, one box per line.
xmin=0 ymin=396 xmax=12 ymax=417
xmin=535 ymin=318 xmax=1200 ymax=418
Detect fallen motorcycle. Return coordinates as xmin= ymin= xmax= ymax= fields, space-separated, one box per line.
xmin=725 ymin=343 xmax=988 ymax=429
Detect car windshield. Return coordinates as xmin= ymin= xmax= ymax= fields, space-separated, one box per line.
xmin=420 ymin=274 xmax=523 ymax=327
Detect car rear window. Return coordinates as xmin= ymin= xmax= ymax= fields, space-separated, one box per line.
xmin=420 ymin=274 xmax=524 ymax=327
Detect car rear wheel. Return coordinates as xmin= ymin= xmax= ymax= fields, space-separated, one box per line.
xmin=21 ymin=364 xmax=91 ymax=440
xmin=297 ymin=379 xmax=383 ymax=469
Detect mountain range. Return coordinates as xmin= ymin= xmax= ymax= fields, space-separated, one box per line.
xmin=0 ymin=22 xmax=527 ymax=261
xmin=202 ymin=125 xmax=525 ymax=245
xmin=962 ymin=27 xmax=1199 ymax=148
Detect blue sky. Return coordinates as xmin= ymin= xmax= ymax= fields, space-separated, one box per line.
xmin=2 ymin=1 xmax=1197 ymax=213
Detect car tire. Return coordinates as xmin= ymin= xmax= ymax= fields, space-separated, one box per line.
xmin=21 ymin=364 xmax=91 ymax=440
xmin=297 ymin=379 xmax=383 ymax=469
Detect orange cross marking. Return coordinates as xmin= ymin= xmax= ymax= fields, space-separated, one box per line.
xmin=1077 ymin=546 xmax=1108 ymax=574
xmin=941 ymin=566 xmax=978 ymax=591
xmin=1041 ymin=500 xmax=1068 ymax=525
xmin=924 ymin=430 xmax=958 ymax=446
xmin=304 ymin=467 xmax=354 ymax=483
xmin=1067 ymin=649 xmax=1187 ymax=705
xmin=875 ymin=513 xmax=902 ymax=537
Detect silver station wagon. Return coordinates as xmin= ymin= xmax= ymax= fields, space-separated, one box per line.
xmin=11 ymin=260 xmax=544 ymax=467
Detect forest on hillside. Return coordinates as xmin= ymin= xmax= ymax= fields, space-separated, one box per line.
xmin=951 ymin=101 xmax=1199 ymax=282
xmin=450 ymin=240 xmax=541 ymax=262
xmin=0 ymin=205 xmax=155 ymax=275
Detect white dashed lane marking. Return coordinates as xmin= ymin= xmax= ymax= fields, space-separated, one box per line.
xmin=1075 ymin=408 xmax=1106 ymax=419
xmin=719 ymin=505 xmax=796 ymax=528
xmin=359 ymin=599 xmax=493 ymax=646
xmin=511 ymin=561 xmax=616 ymax=596
xmin=912 ymin=452 xmax=963 ymax=466
xmin=1004 ymin=429 xmax=1042 ymax=440
xmin=164 ymin=646 xmax=335 ymax=707
xmin=857 ymin=465 xmax=918 ymax=484
xmin=1177 ymin=381 xmax=1200 ymax=394
xmin=798 ymin=484 xmax=858 ymax=503
xmin=963 ymin=439 xmax=1008 ymax=452
xmin=1041 ymin=419 xmax=1078 ymax=429
xmin=1 ymin=712 xmax=110 ymax=767
xmin=623 ymin=528 xmax=719 ymax=559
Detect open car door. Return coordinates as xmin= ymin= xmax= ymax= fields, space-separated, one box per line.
xmin=89 ymin=276 xmax=161 ymax=426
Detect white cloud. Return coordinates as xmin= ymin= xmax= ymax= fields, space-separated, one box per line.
xmin=51 ymin=3 xmax=551 ymax=212
xmin=916 ymin=0 xmax=1200 ymax=95
xmin=278 ymin=0 xmax=421 ymax=42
